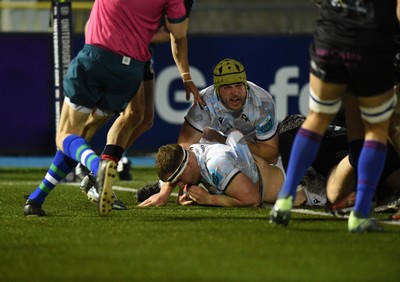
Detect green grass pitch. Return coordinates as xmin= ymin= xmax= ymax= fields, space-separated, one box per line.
xmin=0 ymin=167 xmax=399 ymax=281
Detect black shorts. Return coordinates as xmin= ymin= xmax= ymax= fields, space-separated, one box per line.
xmin=309 ymin=40 xmax=395 ymax=97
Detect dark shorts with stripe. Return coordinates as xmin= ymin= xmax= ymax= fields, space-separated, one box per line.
xmin=309 ymin=40 xmax=395 ymax=97
xmin=63 ymin=44 xmax=145 ymax=113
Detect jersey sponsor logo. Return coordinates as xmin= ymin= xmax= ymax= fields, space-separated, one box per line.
xmin=257 ymin=115 xmax=273 ymax=134
xmin=241 ymin=113 xmax=249 ymax=123
xmin=211 ymin=172 xmax=221 ymax=187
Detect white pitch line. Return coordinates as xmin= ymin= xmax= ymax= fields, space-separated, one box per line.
xmin=115 ymin=185 xmax=400 ymax=225
xmin=292 ymin=208 xmax=336 ymax=217
xmin=5 ymin=181 xmax=400 ymax=225
xmin=113 ymin=186 xmax=138 ymax=192
xmin=113 ymin=185 xmax=181 ymax=197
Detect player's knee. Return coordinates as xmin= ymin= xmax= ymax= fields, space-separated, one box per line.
xmin=359 ymin=94 xmax=397 ymax=124
xmin=121 ymin=108 xmax=146 ymax=127
xmin=55 ymin=135 xmax=63 ymax=151
xmin=308 ymin=88 xmax=342 ymax=114
xmin=389 ymin=125 xmax=400 ymax=140
xmin=141 ymin=119 xmax=154 ymax=132
xmin=55 ymin=132 xmax=69 ymax=152
xmin=121 ymin=107 xmax=135 ymax=120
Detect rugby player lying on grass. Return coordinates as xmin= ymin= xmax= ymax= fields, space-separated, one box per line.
xmin=137 ymin=58 xmax=280 ymax=206
xmin=156 ymin=129 xmax=321 ymax=207
xmin=157 ymin=121 xmax=400 ymax=213
xmin=137 ymin=58 xmax=316 ymax=206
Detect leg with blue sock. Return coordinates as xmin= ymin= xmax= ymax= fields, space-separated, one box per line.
xmin=101 ymin=145 xmax=127 ymax=210
xmin=79 ymin=144 xmax=127 ymax=211
xmin=279 ymin=127 xmax=323 ymax=199
xmin=63 ymin=134 xmax=119 ymax=216
xmin=270 ymin=127 xmax=322 ymax=226
xmin=62 ymin=134 xmax=101 ymax=176
xmin=101 ymin=144 xmax=124 ymax=165
xmin=348 ymin=140 xmax=386 ymax=233
xmin=24 ymin=150 xmax=78 ymax=216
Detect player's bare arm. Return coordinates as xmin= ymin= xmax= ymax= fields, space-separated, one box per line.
xmin=182 ymin=173 xmax=261 ymax=207
xmin=247 ymin=134 xmax=279 ymax=164
xmin=168 ymin=19 xmax=202 ymax=107
xmin=177 ymin=121 xmax=204 ymax=149
xmin=137 ymin=181 xmax=174 ymax=207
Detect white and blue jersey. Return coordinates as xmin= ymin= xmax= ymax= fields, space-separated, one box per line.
xmin=189 ymin=131 xmax=259 ymax=195
xmin=185 ymin=81 xmax=277 ymax=142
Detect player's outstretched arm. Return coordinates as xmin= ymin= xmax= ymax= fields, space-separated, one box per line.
xmin=137 ymin=181 xmax=174 ymax=207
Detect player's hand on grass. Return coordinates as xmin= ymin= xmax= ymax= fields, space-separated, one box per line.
xmin=137 ymin=192 xmax=169 ymax=207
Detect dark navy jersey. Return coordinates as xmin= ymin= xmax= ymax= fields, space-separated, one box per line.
xmin=315 ymin=0 xmax=398 ymax=48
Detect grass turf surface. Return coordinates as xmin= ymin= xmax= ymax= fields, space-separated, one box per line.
xmin=0 ymin=167 xmax=399 ymax=281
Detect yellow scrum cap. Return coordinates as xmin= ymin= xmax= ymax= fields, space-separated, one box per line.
xmin=213 ymin=58 xmax=247 ymax=96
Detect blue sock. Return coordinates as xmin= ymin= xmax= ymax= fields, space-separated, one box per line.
xmin=28 ymin=150 xmax=78 ymax=206
xmin=63 ymin=134 xmax=101 ymax=176
xmin=354 ymin=140 xmax=387 ymax=218
xmin=279 ymin=127 xmax=322 ymax=199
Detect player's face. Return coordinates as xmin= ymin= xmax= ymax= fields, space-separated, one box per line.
xmin=173 ymin=169 xmax=196 ymax=187
xmin=172 ymin=159 xmax=200 ymax=187
xmin=219 ymin=83 xmax=247 ymax=111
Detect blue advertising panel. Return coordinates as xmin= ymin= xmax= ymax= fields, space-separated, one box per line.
xmin=0 ymin=34 xmax=312 ymax=155
xmin=0 ymin=33 xmax=54 ymax=155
